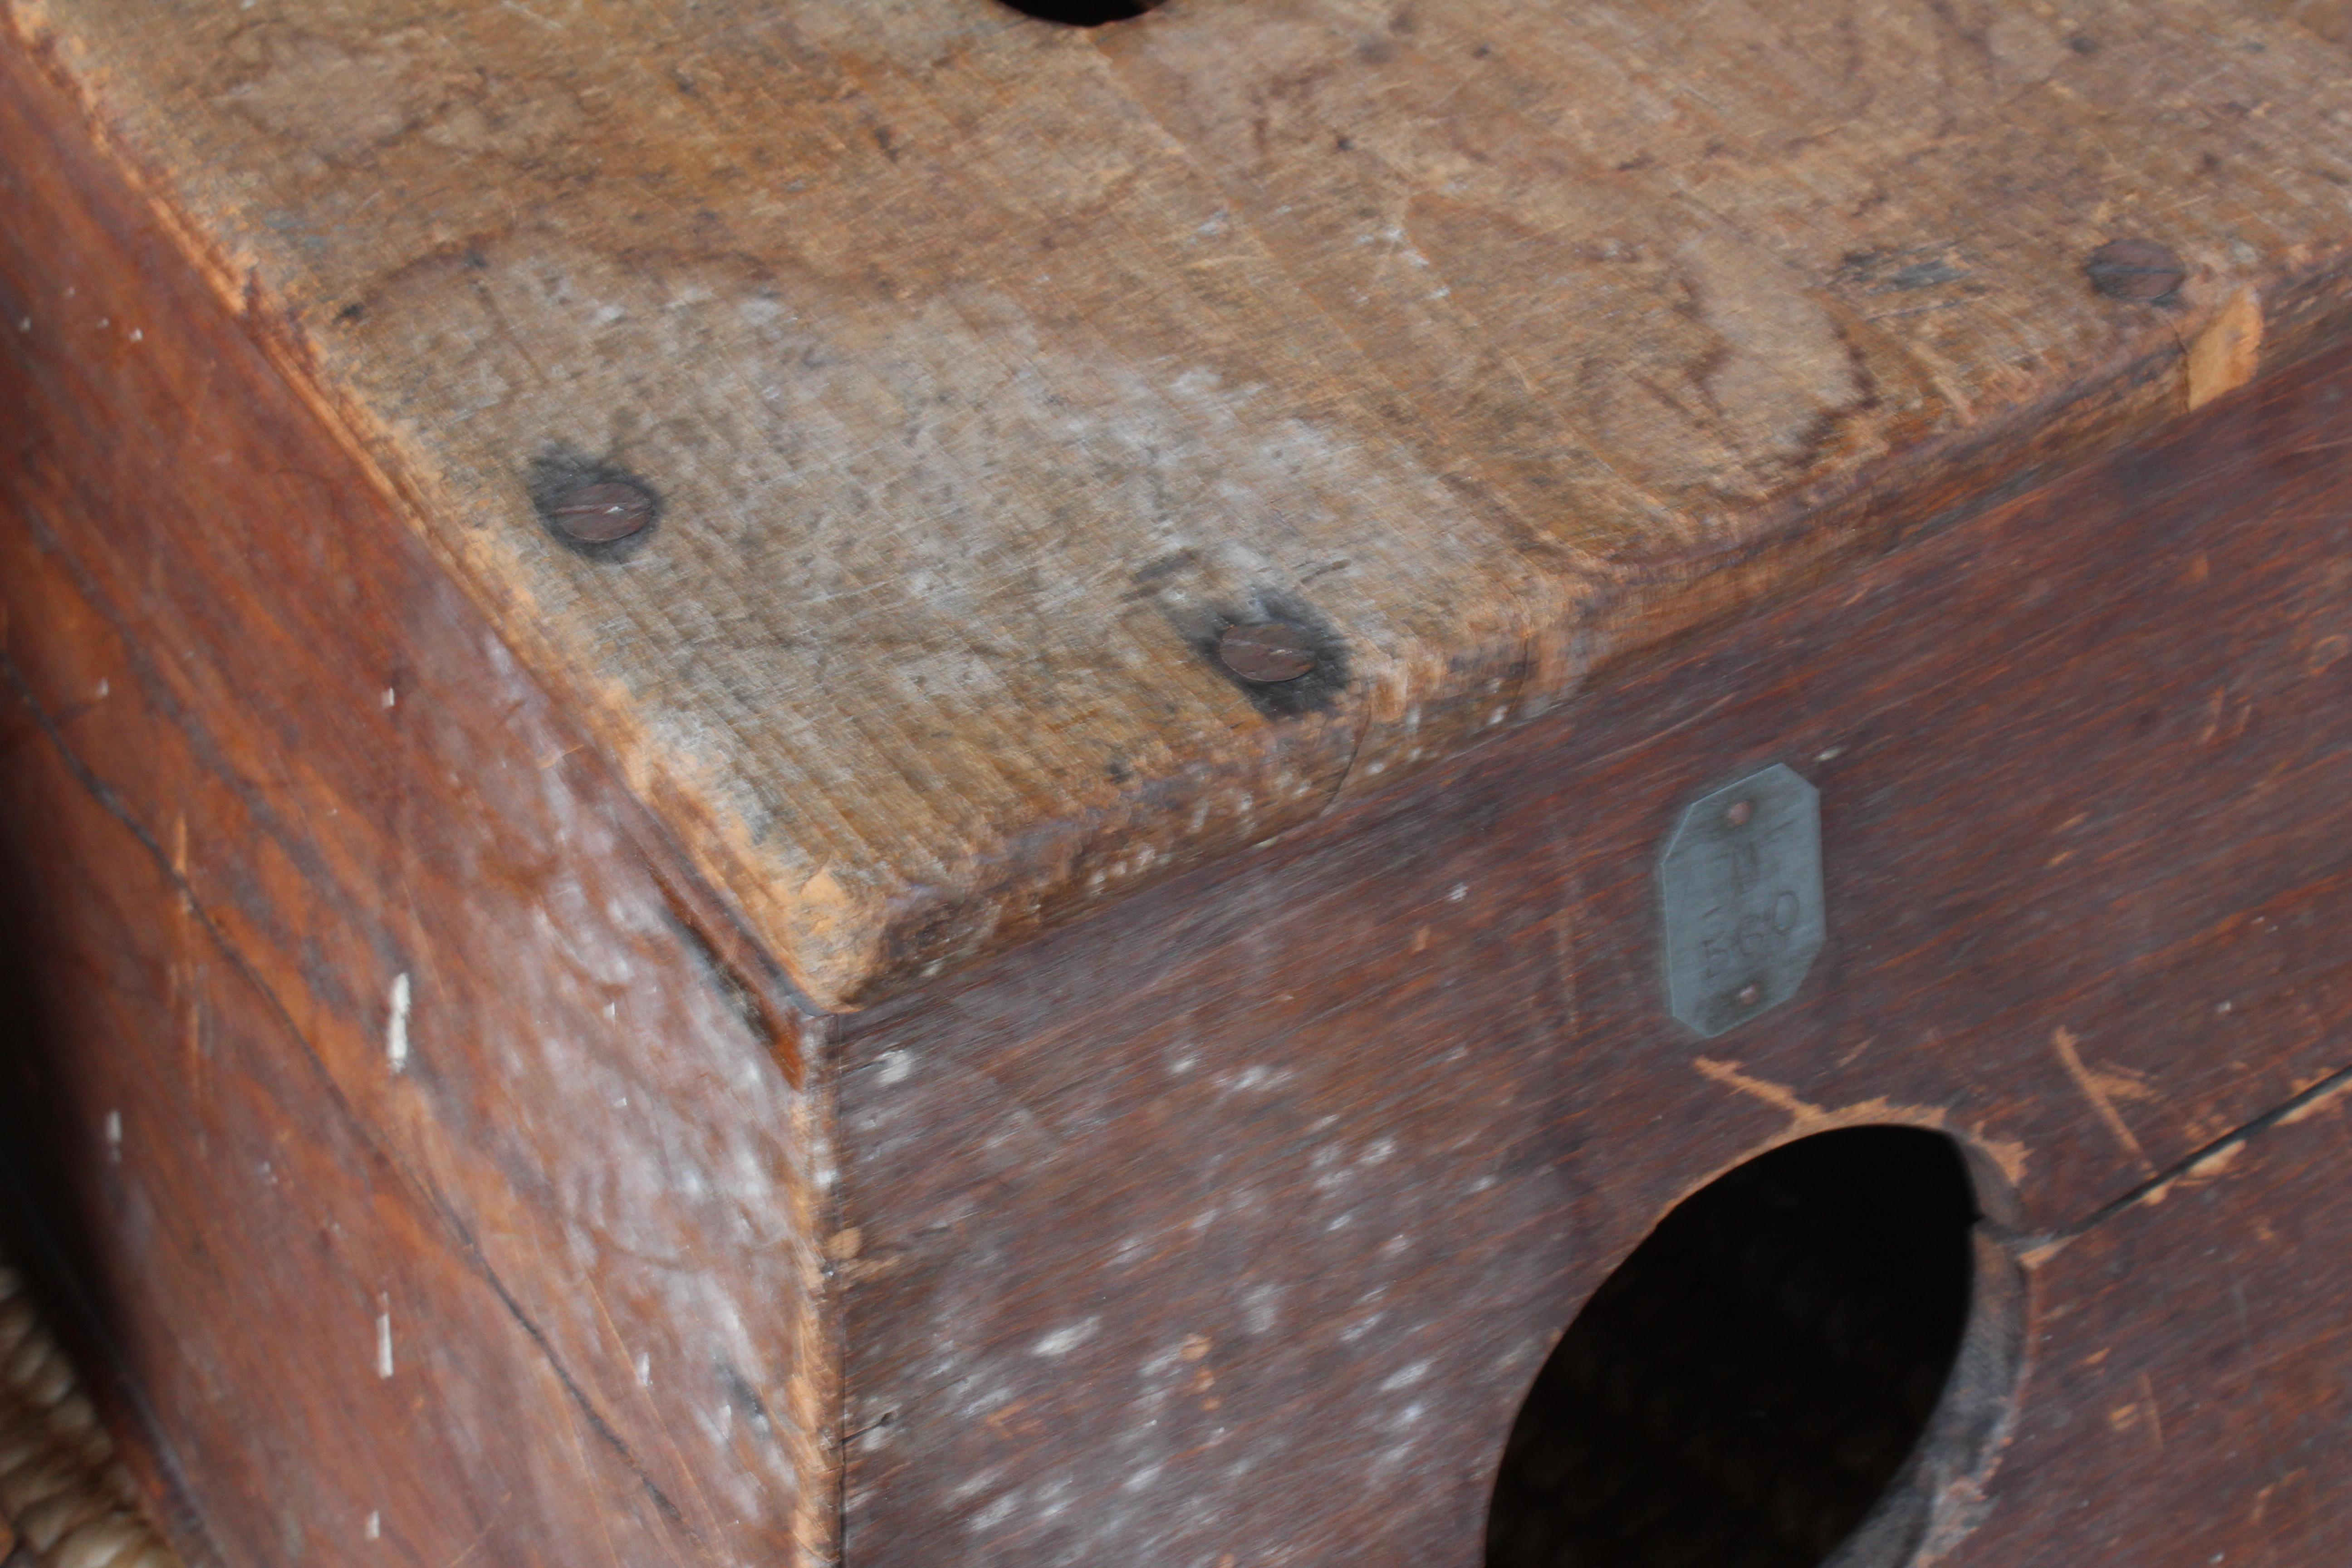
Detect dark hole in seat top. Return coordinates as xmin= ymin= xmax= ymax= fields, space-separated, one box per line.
xmin=996 ymin=0 xmax=1165 ymax=24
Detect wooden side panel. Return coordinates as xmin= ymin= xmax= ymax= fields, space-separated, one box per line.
xmin=1958 ymin=1079 xmax=2352 ymax=1567
xmin=835 ymin=336 xmax=2352 ymax=1564
xmin=0 ymin=37 xmax=834 ymax=1568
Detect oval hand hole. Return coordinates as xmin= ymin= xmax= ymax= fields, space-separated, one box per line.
xmin=997 ymin=0 xmax=1166 ymax=23
xmin=1487 ymin=1126 xmax=2020 ymax=1568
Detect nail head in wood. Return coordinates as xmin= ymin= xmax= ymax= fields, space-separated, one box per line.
xmin=546 ymin=478 xmax=656 ymax=544
xmin=1217 ymin=621 xmax=1319 ymax=685
xmin=2085 ymin=239 xmax=2187 ymax=304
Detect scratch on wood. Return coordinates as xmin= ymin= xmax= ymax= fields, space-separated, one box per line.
xmin=2278 ymin=1070 xmax=2352 ymax=1127
xmin=2136 ymin=1137 xmax=2249 ymax=1208
xmin=1692 ymin=1058 xmax=2030 ymax=1186
xmin=2050 ymin=1027 xmax=2156 ymax=1174
xmin=1694 ymin=1057 xmax=1822 ymax=1121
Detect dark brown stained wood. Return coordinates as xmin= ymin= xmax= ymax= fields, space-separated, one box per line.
xmin=833 ymin=332 xmax=2352 ymax=1565
xmin=1951 ymin=1076 xmax=2352 ymax=1566
xmin=0 ymin=34 xmax=834 ymax=1568
xmin=11 ymin=2 xmax=2352 ymax=1006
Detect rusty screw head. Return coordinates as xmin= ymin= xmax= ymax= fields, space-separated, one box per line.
xmin=1217 ymin=621 xmax=1319 ymax=685
xmin=1735 ymin=982 xmax=1764 ymax=1008
xmin=546 ymin=478 xmax=656 ymax=544
xmin=2085 ymin=239 xmax=2186 ymax=304
xmin=1725 ymin=799 xmax=1754 ymax=828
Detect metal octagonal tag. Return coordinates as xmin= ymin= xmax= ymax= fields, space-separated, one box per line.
xmin=1659 ymin=764 xmax=1824 ymax=1037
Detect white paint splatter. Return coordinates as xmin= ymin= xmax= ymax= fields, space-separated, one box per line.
xmin=1032 ymin=1319 xmax=1101 ymax=1357
xmin=1449 ymin=883 xmax=1468 ymax=902
xmin=636 ymin=1351 xmax=652 ymax=1388
xmin=946 ymin=1464 xmax=1013 ymax=1504
xmin=364 ymin=1512 xmax=380 ymax=1541
xmin=1380 ymin=1361 xmax=1431 ymax=1392
xmin=387 ymin=973 xmax=411 ymax=1071
xmin=382 ymin=687 xmax=397 ymax=709
xmin=104 ymin=1110 xmax=122 ymax=1163
xmin=376 ymin=1298 xmax=394 ymax=1379
xmin=876 ymin=1049 xmax=913 ymax=1086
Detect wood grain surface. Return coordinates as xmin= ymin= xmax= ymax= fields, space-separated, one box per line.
xmin=0 ymin=35 xmax=836 ymax=1568
xmin=1955 ymin=1073 xmax=2352 ymax=1568
xmin=10 ymin=1 xmax=2352 ymax=1005
xmin=832 ymin=329 xmax=2352 ymax=1565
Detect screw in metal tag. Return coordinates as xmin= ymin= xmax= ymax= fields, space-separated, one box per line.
xmin=1658 ymin=764 xmax=1825 ymax=1037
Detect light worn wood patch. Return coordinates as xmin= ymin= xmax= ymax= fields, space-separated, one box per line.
xmin=11 ymin=0 xmax=2352 ymax=1005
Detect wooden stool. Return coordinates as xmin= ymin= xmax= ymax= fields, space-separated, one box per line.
xmin=5 ymin=4 xmax=2351 ymax=1565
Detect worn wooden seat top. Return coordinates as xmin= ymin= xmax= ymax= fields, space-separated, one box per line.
xmin=16 ymin=0 xmax=2352 ymax=1007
